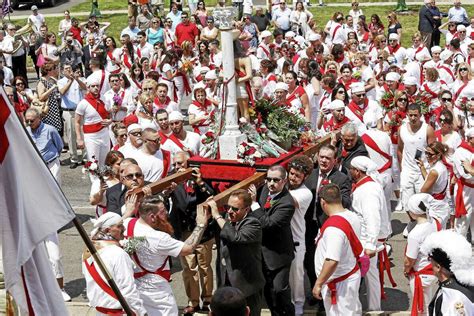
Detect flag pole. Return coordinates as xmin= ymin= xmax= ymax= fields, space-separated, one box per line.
xmin=72 ymin=217 xmax=134 ymax=316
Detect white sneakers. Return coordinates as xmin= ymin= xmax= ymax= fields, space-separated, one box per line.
xmin=61 ymin=289 xmax=71 ymax=302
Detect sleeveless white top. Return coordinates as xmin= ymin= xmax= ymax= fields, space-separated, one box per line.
xmin=400 ymin=122 xmax=428 ymax=173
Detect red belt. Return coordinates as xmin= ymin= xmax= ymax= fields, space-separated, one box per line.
xmin=377 ymin=239 xmax=397 ymax=300
xmin=455 ymin=177 xmax=474 ymax=218
xmin=83 ymin=122 xmax=105 ymax=133
xmin=409 ymin=264 xmax=434 ymax=316
xmin=96 ymin=306 xmax=127 ymax=315
xmin=134 ymin=269 xmax=171 ymax=281
xmin=327 ymin=263 xmax=359 ymax=305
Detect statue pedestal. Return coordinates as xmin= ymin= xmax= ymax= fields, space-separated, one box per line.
xmin=219 ymin=133 xmax=247 ymax=160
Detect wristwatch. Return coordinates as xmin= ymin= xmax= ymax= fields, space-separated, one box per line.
xmin=197 ymin=223 xmax=205 ymax=228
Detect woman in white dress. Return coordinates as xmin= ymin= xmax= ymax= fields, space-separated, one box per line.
xmin=41 ymin=32 xmax=60 ymax=64
xmin=104 ymin=36 xmax=122 ymax=74
xmin=290 ymin=1 xmax=313 ymax=37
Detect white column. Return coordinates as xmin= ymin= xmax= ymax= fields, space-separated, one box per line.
xmin=214 ymin=8 xmax=247 ymax=160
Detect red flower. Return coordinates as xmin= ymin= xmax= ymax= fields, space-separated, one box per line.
xmin=245 ymin=147 xmax=257 ymax=155
xmin=264 ymin=201 xmax=271 ymax=209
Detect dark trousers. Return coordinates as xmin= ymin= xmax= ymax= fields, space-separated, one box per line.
xmin=246 ymin=289 xmax=263 ymax=316
xmin=12 ymin=54 xmax=28 ymax=85
xmin=304 ymin=224 xmax=319 ymax=287
xmin=262 ymin=261 xmax=294 ymax=316
xmin=232 ymin=2 xmax=243 ymax=21
xmin=431 ymin=28 xmax=441 ymax=47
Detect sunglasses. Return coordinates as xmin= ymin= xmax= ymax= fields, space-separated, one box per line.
xmin=441 ymin=97 xmax=452 ymax=102
xmin=169 ymin=121 xmax=182 ymax=126
xmin=146 ymin=138 xmax=161 ymax=144
xmin=143 ymin=87 xmax=154 ymax=91
xmin=388 ymin=39 xmax=397 ymax=42
xmin=129 ymin=131 xmax=142 ymax=136
xmin=225 ymin=205 xmax=244 ymax=212
xmin=459 ymin=68 xmax=468 ymax=72
xmin=172 ymin=161 xmax=184 ymax=166
xmin=117 ymin=134 xmax=127 ymax=137
xmin=398 ymin=98 xmax=408 ymax=102
xmin=265 ymin=177 xmax=282 ymax=183
xmin=354 ymin=93 xmax=365 ymax=98
xmin=25 ymin=119 xmax=36 ymax=124
xmin=124 ymin=172 xmax=143 ymax=180
xmin=337 ymin=90 xmax=345 ymax=94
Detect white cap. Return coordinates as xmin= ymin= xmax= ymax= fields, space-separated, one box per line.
xmin=90 ymin=213 xmax=122 ymax=237
xmin=127 ymin=123 xmax=142 ymax=133
xmin=440 ymin=49 xmax=453 ymax=61
xmin=407 ymin=193 xmax=434 ymax=215
xmin=308 ymin=33 xmax=321 ymax=41
xmin=385 ymin=72 xmax=401 ymax=82
xmin=31 ymin=5 xmax=38 ymax=10
xmin=388 ymin=33 xmax=399 ymax=41
xmin=457 ymin=24 xmax=466 ymax=32
xmin=466 ymin=127 xmax=474 ymax=138
xmin=205 ymin=70 xmax=217 ymax=80
xmin=199 ymin=66 xmax=210 ymax=74
xmin=350 ymin=156 xmax=378 ymax=173
xmin=363 ymin=111 xmax=378 ymax=128
xmin=431 ymin=46 xmax=442 ymax=53
xmin=168 ymin=110 xmax=184 ymax=122
xmin=327 ymin=99 xmax=345 ymax=111
xmin=403 ymin=76 xmax=418 ymax=86
xmin=140 ymin=121 xmax=157 ymax=131
xmin=350 ymin=82 xmax=365 ymax=94
xmin=261 ymin=30 xmax=272 ymax=38
xmin=421 ymin=230 xmax=474 ymax=286
xmin=86 ymin=74 xmax=101 ymax=87
xmin=285 ymin=31 xmax=296 ymax=38
xmin=275 ymin=82 xmax=289 ymax=91
xmin=423 ymin=60 xmax=437 ymax=69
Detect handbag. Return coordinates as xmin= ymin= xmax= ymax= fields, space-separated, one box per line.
xmin=36 ymin=53 xmax=45 ymax=67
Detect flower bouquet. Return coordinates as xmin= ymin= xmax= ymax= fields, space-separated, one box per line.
xmin=120 ymin=236 xmax=148 ymax=255
xmin=239 ymin=118 xmax=285 ymax=157
xmin=380 ymin=92 xmax=394 ymax=112
xmin=199 ymin=130 xmax=219 ymax=159
xmin=82 ymin=156 xmax=112 ymax=180
xmin=237 ymin=141 xmax=264 ymax=166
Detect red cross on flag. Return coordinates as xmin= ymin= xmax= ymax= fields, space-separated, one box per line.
xmin=0 ymin=88 xmax=75 ymax=315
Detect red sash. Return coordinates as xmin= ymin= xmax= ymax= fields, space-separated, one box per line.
xmin=409 ymin=264 xmax=434 ymax=316
xmin=126 ymin=218 xmax=171 ymax=281
xmin=237 ymin=69 xmax=255 ymax=106
xmin=287 ymin=85 xmax=305 ymax=103
xmin=123 ymin=53 xmax=132 ymax=69
xmin=414 ymin=45 xmax=424 ymax=59
xmin=168 ymin=134 xmax=193 ymax=156
xmin=377 ymin=238 xmax=397 ymax=300
xmin=316 ymin=215 xmax=363 ymax=305
xmin=83 ymin=93 xmax=109 ymax=134
xmin=136 ymin=47 xmax=142 ymax=59
xmin=347 ymin=99 xmax=368 ymax=122
xmin=84 ymin=258 xmax=118 ymax=300
xmin=352 ymin=176 xmax=375 ymax=192
xmin=454 ymin=82 xmax=469 ymax=102
xmin=107 ymin=51 xmax=121 ymax=74
xmin=155 ymin=96 xmax=171 ymax=110
xmin=361 ymin=133 xmax=392 ymax=173
xmin=432 ymin=180 xmax=448 ymax=200
xmin=161 ymin=149 xmax=171 ymax=179
xmin=388 ymin=44 xmax=400 ymax=54
xmin=100 ymin=70 xmax=106 ymax=93
xmin=332 ymin=24 xmax=341 ymax=41
xmin=95 ymin=307 xmax=127 ymax=315
xmin=132 ymin=79 xmax=141 ymax=90
xmin=437 ymin=65 xmax=455 ymax=81
xmin=454 ymin=141 xmax=474 ymax=217
xmin=158 ymin=131 xmax=169 ymax=144
xmin=191 ymin=100 xmax=212 ymax=133
xmin=258 ymin=44 xmax=271 ymax=58
xmin=323 ymin=116 xmax=350 ymax=132
xmin=177 ymin=72 xmax=192 ymax=96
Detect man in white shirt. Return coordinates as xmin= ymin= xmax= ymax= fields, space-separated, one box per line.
xmin=161 ymin=111 xmax=200 ymax=156
xmin=135 ymin=31 xmax=153 ymax=61
xmin=257 ymin=30 xmax=273 ymax=60
xmin=28 ymin=6 xmax=45 ymax=33
xmin=287 ymin=155 xmax=313 ymax=316
xmin=132 ymin=127 xmax=172 ymax=182
xmin=58 ymin=63 xmax=87 ymax=168
xmin=272 ymin=1 xmax=292 ymax=33
xmin=103 ymin=74 xmax=135 ymax=123
xmin=313 ymin=183 xmax=363 ymax=315
xmin=346 ymin=82 xmax=382 ymax=135
xmin=384 ymin=33 xmax=407 ymax=66
xmin=121 ymin=17 xmax=141 ymax=43
xmin=123 ymin=197 xmax=209 ymax=315
xmin=329 ymin=14 xmax=346 ymax=46
xmin=119 ymin=124 xmax=143 ymax=158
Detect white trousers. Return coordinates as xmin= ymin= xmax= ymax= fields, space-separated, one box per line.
xmin=290 ymin=243 xmax=306 ymax=313
xmin=391 ymin=145 xmax=400 ymax=190
xmin=63 ymin=110 xmax=85 ymax=163
xmin=364 ymin=255 xmax=381 ymax=311
xmin=47 ymin=157 xmax=61 ymax=187
xmin=400 ymin=171 xmax=423 ymax=212
xmin=84 ymin=129 xmax=111 ymax=167
xmin=409 ymin=274 xmax=438 ymax=316
xmin=140 ymin=282 xmax=179 ymax=316
xmin=454 ymin=184 xmax=474 ymax=242
xmin=45 ymin=233 xmax=64 ymax=279
xmin=322 ymin=271 xmax=362 ymax=316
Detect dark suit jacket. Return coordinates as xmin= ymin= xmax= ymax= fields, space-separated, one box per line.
xmin=82 ymin=44 xmax=105 ymax=76
xmin=105 ymin=183 xmax=127 ymax=215
xmin=219 ymin=215 xmax=266 ymax=297
xmin=338 ymin=137 xmax=369 ymax=174
xmin=304 ymin=167 xmax=352 ymax=243
xmin=253 ymin=187 xmax=295 ymax=271
xmin=419 ymin=5 xmax=435 ymax=33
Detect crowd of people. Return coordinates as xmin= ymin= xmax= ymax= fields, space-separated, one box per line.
xmin=9 ymin=0 xmax=474 ymax=315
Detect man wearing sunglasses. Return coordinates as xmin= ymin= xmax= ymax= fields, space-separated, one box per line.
xmin=162 ymin=111 xmax=200 ymax=157
xmin=119 ymin=123 xmax=143 ymax=158
xmin=208 ymin=190 xmax=265 ymax=316
xmin=251 ymin=164 xmax=296 ymax=316
xmin=175 ymin=12 xmax=199 ymax=47
xmin=437 ymin=50 xmax=455 ymax=85
xmin=346 ymin=82 xmax=382 ymax=135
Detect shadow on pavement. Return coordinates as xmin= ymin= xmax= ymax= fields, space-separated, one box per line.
xmin=65 ymin=277 xmax=87 ymax=299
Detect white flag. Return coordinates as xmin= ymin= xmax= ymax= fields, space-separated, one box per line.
xmin=0 ymin=89 xmax=75 ymax=315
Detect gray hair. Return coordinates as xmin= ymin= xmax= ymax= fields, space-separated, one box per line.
xmin=341 ymin=122 xmax=358 ymax=136
xmin=174 ymin=151 xmax=191 ymax=160
xmin=25 ymin=107 xmax=40 ymax=117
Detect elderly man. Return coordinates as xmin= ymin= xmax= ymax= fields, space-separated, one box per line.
xmin=83 ymin=213 xmax=147 ymax=315
xmin=208 ymin=190 xmax=265 ymax=316
xmin=119 ymin=124 xmax=143 ymax=158
xmin=337 ymin=122 xmax=369 ymax=173
xmin=75 ymin=75 xmax=112 ymax=167
xmin=418 ymin=0 xmax=436 ymax=48
xmin=251 ymin=164 xmax=296 ymax=315
xmin=384 ymin=34 xmax=407 ymax=66
xmin=272 ymin=1 xmax=292 ymax=34
xmin=448 ymin=0 xmax=468 ymax=25
xmin=320 ymin=100 xmax=350 ymax=135
xmin=161 ymin=111 xmax=200 ymax=157
xmin=133 ymin=127 xmax=172 ymax=182
xmin=274 ymin=82 xmax=289 ymax=107
xmin=346 ymin=82 xmax=382 ymax=135
xmin=170 ymin=151 xmax=215 ymax=314
xmin=312 ymin=184 xmax=363 ymax=315
xmin=25 ymin=108 xmax=63 ymax=182
xmin=124 ymin=196 xmax=210 ymax=315
xmin=349 ymin=156 xmax=391 ymax=311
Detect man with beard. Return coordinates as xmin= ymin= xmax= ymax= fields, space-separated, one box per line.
xmin=252 ymin=165 xmax=296 ymax=315
xmin=337 ymin=122 xmax=369 ymax=174
xmin=169 ymin=151 xmax=216 ymax=314
xmin=321 ymin=100 xmax=350 ymax=135
xmin=304 ymin=144 xmax=352 ymax=303
xmin=162 ymin=111 xmax=201 ymax=157
xmin=83 ymin=213 xmax=147 ymax=315
xmin=124 ymin=196 xmax=209 ymax=315
xmin=132 ymin=128 xmax=172 ymax=182
xmin=346 ymin=82 xmax=383 ymax=135
xmin=119 ymin=124 xmax=143 ymax=158
xmin=286 ymin=156 xmax=313 ymax=316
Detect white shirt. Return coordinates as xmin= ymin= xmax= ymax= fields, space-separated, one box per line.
xmin=28 ymin=13 xmax=45 ymax=32
xmin=103 ymin=88 xmax=135 ymax=121
xmin=132 ymin=149 xmax=171 ymax=182
xmin=58 ymin=77 xmax=85 ymax=110
xmin=161 ymin=131 xmax=201 ymax=156
xmin=289 ymin=184 xmax=313 ymax=244
xmin=1 ymin=35 xmax=14 ymax=67
xmin=76 ymin=98 xmax=105 ymax=125
xmin=406 ymin=221 xmax=437 ymax=272
xmin=119 ymin=142 xmax=142 ymax=158
xmin=135 ymin=42 xmax=154 ymax=60
xmin=400 ymin=122 xmax=429 ymax=173
xmin=345 ymin=100 xmax=382 ymax=135
xmin=362 ymin=129 xmax=392 ymax=176
xmin=314 ymin=210 xmax=362 ymax=280
xmin=329 ymin=22 xmax=346 ymax=45
xmin=272 ymin=7 xmax=292 ymax=31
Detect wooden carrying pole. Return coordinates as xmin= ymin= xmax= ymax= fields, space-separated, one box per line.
xmin=130 ymin=168 xmax=194 ymax=196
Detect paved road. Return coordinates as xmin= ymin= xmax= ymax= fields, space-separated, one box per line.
xmin=57 ymin=156 xmax=412 ymax=313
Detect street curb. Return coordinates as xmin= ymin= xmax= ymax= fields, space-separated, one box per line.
xmin=65 ymin=301 xmax=412 ymax=315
